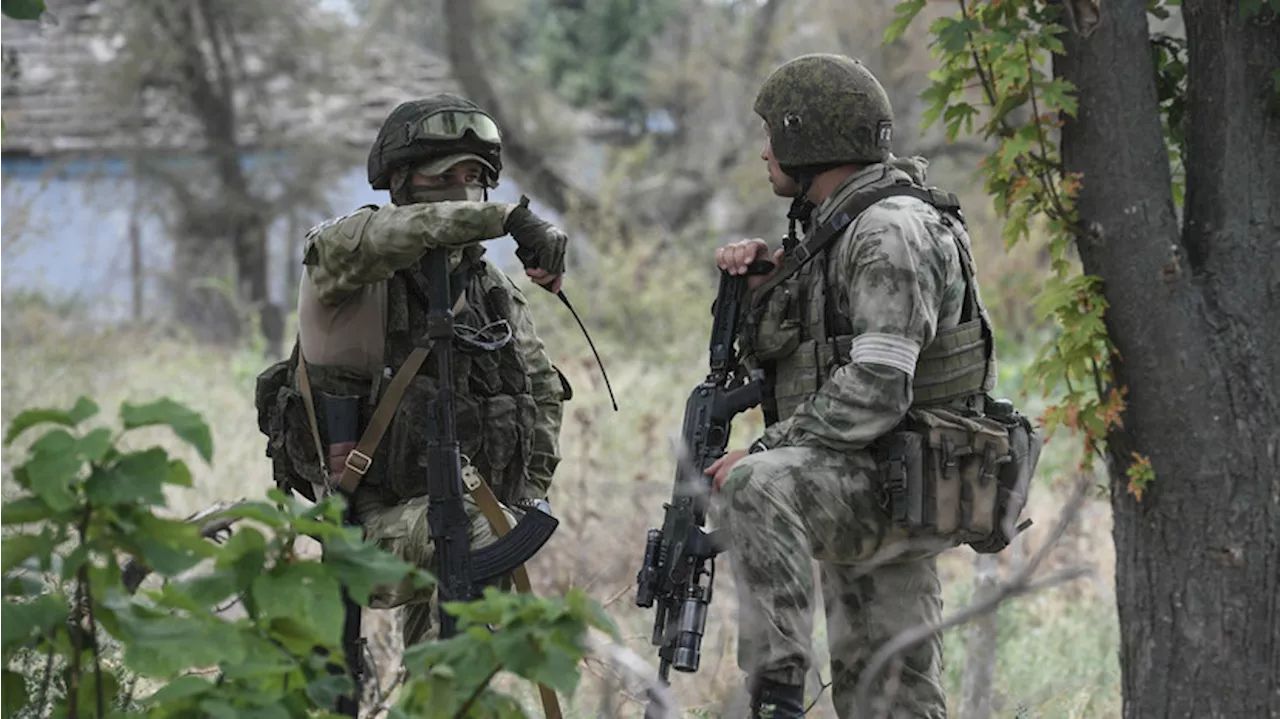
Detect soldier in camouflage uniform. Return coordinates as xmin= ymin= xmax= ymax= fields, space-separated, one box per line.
xmin=258 ymin=93 xmax=571 ymax=648
xmin=705 ymin=54 xmax=1017 ymax=718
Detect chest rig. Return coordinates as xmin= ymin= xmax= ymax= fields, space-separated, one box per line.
xmin=256 ymin=246 xmax=537 ymax=508
xmin=377 ymin=246 xmax=538 ymax=504
xmin=742 ymin=183 xmax=997 ymax=425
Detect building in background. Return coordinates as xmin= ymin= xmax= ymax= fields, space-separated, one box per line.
xmin=1 ymin=0 xmax=580 ymax=323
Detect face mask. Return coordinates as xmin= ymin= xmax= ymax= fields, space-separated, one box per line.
xmin=407 ymin=184 xmax=486 ymax=204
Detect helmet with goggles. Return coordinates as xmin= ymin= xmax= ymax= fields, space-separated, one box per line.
xmin=367 ymin=93 xmax=505 ymax=190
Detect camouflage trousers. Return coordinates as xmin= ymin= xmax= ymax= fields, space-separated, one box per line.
xmin=358 ymin=491 xmax=516 ymax=648
xmin=714 ymin=446 xmax=955 ymax=719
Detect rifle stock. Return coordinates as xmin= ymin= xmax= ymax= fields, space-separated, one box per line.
xmin=635 ymin=260 xmax=774 ymax=715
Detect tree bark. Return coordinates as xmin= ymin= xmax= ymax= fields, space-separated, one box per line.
xmin=1056 ymin=1 xmax=1280 ymax=717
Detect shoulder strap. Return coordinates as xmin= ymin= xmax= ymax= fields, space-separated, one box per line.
xmin=752 ymin=184 xmax=962 ymax=302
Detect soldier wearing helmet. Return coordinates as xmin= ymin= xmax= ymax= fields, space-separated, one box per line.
xmin=257 ymin=93 xmax=572 ymax=649
xmin=706 ymin=54 xmax=1032 ymax=717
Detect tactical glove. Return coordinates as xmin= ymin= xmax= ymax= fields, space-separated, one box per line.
xmin=504 ymin=196 xmax=567 ymax=276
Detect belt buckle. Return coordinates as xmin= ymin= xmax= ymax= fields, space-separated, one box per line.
xmin=461 ymin=464 xmax=482 ymax=493
xmin=344 ymin=450 xmax=372 ymax=475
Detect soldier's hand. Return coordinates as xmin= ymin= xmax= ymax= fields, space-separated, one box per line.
xmin=525 ymin=268 xmax=563 ymax=294
xmin=716 ymin=239 xmax=783 ymax=290
xmin=505 ymin=196 xmax=567 ymax=278
xmin=706 ymin=448 xmax=751 ymax=492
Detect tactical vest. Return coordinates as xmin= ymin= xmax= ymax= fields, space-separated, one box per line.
xmin=255 ymin=246 xmax=537 ymax=506
xmin=745 ymin=183 xmax=997 ymax=425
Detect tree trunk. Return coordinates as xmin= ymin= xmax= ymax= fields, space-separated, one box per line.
xmin=1056 ymin=1 xmax=1280 ymax=717
xmin=958 ymin=553 xmax=1000 ymax=719
xmin=129 ymin=184 xmax=144 ymax=322
xmin=169 ymin=222 xmax=242 ymax=344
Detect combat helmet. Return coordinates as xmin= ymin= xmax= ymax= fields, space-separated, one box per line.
xmin=753 ymin=53 xmax=894 ymax=173
xmin=367 ymin=93 xmax=504 ymax=190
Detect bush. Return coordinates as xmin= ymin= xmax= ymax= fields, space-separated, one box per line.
xmin=1 ymin=396 xmax=614 ymax=718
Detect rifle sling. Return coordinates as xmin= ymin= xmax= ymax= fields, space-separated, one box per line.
xmin=469 ymin=477 xmax=563 ymax=719
xmin=297 ymin=343 xmax=433 ymax=495
xmin=751 ymin=184 xmax=962 ymax=302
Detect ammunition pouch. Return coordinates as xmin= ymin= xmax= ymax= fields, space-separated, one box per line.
xmin=968 ymin=399 xmax=1042 ymax=554
xmin=381 ymin=374 xmax=535 ymax=504
xmin=254 ymin=350 xmax=381 ymax=502
xmin=876 ymin=399 xmax=1040 ymax=553
xmin=749 ymin=283 xmax=803 ymax=362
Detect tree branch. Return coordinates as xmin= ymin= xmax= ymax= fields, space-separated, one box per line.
xmin=442 ymin=0 xmax=610 ymax=228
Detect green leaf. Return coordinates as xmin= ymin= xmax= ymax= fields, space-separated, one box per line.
xmin=64 ymin=668 xmax=120 ymax=718
xmin=883 ymin=0 xmax=927 ymax=44
xmin=932 ymin=16 xmax=980 ymax=55
xmin=1 ymin=496 xmax=55 ymax=525
xmin=216 ymin=628 xmax=298 ymax=679
xmin=24 ymin=430 xmax=83 ymax=512
xmin=144 ymin=675 xmax=213 ymax=705
xmin=218 ymin=501 xmax=289 ymax=529
xmin=167 ymin=459 xmax=194 ymax=487
xmin=1 ymin=669 xmax=29 ymax=718
xmin=164 ymin=567 xmax=242 ymax=609
xmin=74 ymin=428 xmax=114 ymax=463
xmin=122 ymin=514 xmax=219 ymax=577
xmin=120 ymin=399 xmax=213 ymax=463
xmin=252 ymin=563 xmax=343 ymax=647
xmin=1 ymin=593 xmax=68 ymax=653
xmin=1 ymin=0 xmax=44 ymax=20
xmin=305 ymin=674 xmax=354 ymax=710
xmin=197 ymin=698 xmax=241 ymax=719
xmin=219 ymin=527 xmax=268 ymax=591
xmin=3 ymin=397 xmax=96 ymax=446
xmin=321 ymin=530 xmax=419 ymax=605
xmin=105 ymin=595 xmax=246 ymax=676
xmin=85 ymin=450 xmax=170 ymax=507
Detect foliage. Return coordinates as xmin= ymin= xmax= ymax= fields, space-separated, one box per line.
xmin=2 ymin=396 xmax=614 ymax=718
xmin=886 ymin=0 xmax=1192 ymax=496
xmin=0 ymin=0 xmax=46 ymax=146
xmin=525 ymin=0 xmax=677 ymax=132
xmin=1 ymin=0 xmax=43 ymax=20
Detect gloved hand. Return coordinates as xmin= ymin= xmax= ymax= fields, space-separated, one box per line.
xmin=515 ymin=497 xmax=553 ymax=517
xmin=504 ymin=196 xmax=567 ymax=277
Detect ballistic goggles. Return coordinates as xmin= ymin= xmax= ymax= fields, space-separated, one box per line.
xmin=411 ymin=109 xmax=502 ymax=144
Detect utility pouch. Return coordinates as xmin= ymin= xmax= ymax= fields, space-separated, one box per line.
xmin=879 ymin=430 xmax=926 ymax=529
xmin=904 ymin=406 xmax=1011 ymax=541
xmin=967 ymin=398 xmax=1043 ymax=554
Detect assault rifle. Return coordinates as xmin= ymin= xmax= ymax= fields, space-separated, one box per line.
xmin=635 ymin=260 xmax=774 ymax=715
xmin=420 ymin=246 xmax=560 ymax=639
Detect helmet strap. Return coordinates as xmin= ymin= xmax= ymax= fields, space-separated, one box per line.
xmin=784 ymin=173 xmax=816 ymax=251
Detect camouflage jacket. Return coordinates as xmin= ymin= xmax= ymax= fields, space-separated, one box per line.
xmin=754 ymin=156 xmax=973 ymax=454
xmin=299 ymin=200 xmax=565 ymax=501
